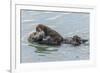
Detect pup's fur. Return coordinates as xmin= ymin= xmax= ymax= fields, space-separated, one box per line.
xmin=28 ymin=31 xmax=45 ymax=43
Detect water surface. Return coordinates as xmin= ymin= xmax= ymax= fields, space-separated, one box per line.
xmin=20 ymin=10 xmax=89 ymax=63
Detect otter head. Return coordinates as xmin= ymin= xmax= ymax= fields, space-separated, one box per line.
xmin=36 ymin=24 xmax=47 ymax=32
xmin=28 ymin=31 xmax=45 ymax=43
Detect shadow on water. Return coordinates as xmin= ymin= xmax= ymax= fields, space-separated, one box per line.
xmin=28 ymin=43 xmax=58 ymax=55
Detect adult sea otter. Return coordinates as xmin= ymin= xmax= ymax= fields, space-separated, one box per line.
xmin=28 ymin=24 xmax=88 ymax=46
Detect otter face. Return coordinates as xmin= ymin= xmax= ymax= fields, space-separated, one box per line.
xmin=28 ymin=31 xmax=45 ymax=43
xmin=28 ymin=32 xmax=37 ymax=43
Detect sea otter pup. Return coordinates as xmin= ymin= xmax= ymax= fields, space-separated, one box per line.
xmin=36 ymin=24 xmax=63 ymax=45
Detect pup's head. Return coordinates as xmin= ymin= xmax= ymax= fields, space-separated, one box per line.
xmin=28 ymin=31 xmax=45 ymax=43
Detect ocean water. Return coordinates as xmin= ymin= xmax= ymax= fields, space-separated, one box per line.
xmin=20 ymin=10 xmax=89 ymax=63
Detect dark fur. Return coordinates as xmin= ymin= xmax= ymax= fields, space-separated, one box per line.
xmin=63 ymin=35 xmax=88 ymax=46
xmin=36 ymin=24 xmax=63 ymax=45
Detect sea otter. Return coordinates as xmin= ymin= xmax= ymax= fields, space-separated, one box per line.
xmin=28 ymin=24 xmax=88 ymax=46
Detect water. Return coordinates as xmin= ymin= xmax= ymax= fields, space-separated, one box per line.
xmin=20 ymin=10 xmax=89 ymax=63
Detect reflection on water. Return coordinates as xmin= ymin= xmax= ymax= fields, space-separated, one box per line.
xmin=20 ymin=10 xmax=89 ymax=63
xmin=28 ymin=43 xmax=58 ymax=54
